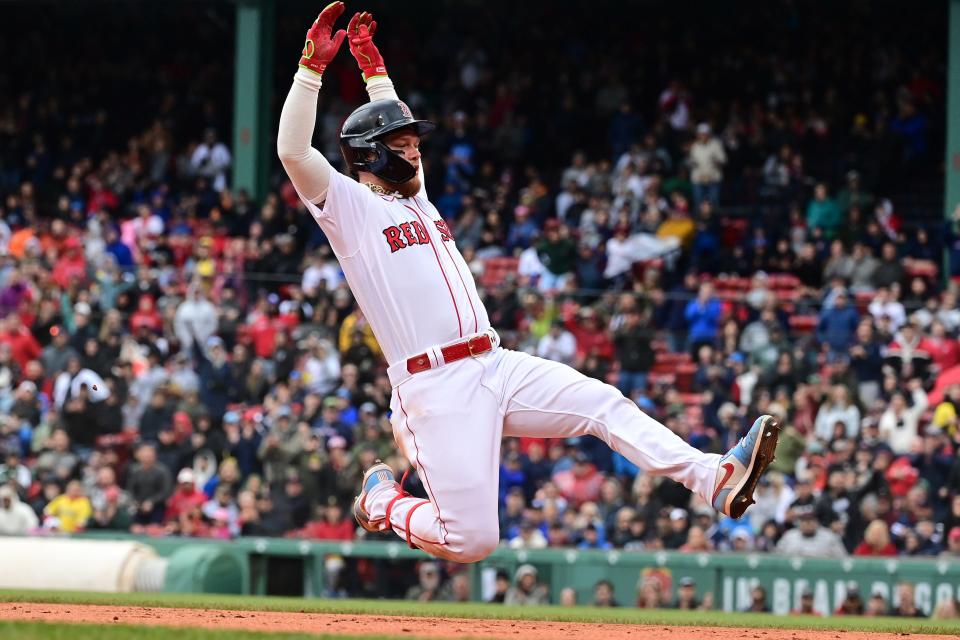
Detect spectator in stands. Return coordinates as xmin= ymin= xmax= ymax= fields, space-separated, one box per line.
xmin=885 ymin=322 xmax=933 ymax=382
xmin=33 ymin=429 xmax=78 ymax=483
xmin=189 ymin=129 xmax=232 ymax=192
xmin=488 ymin=570 xmax=511 ymax=604
xmin=854 ymin=520 xmax=898 ymax=556
xmin=127 ymin=443 xmax=172 ymax=525
xmin=806 ymin=183 xmax=843 ymax=239
xmin=613 ymin=308 xmax=654 ymax=397
xmin=0 ymin=484 xmax=38 ymax=535
xmin=814 ymin=385 xmax=861 ymax=442
xmin=536 ymin=320 xmax=577 ymax=367
xmin=834 ymin=583 xmax=865 ymax=616
xmin=688 ymin=123 xmax=726 ymax=210
xmin=817 ymin=290 xmax=859 ymax=359
xmin=791 ymin=588 xmax=818 ymax=616
xmin=43 ymin=479 xmax=92 ymax=533
xmin=865 ymin=590 xmax=890 ymax=617
xmin=405 ymin=561 xmax=444 ymax=602
xmin=592 ymin=579 xmax=619 ymax=607
xmin=776 ymin=505 xmax=847 ymax=558
xmin=891 ymin=582 xmax=925 ymax=618
xmin=743 ymin=585 xmax=771 ymax=613
xmin=637 ymin=574 xmax=666 ymax=609
xmin=505 ymin=564 xmax=550 ymax=605
xmin=438 ymin=572 xmax=472 ymax=603
xmin=868 ymin=287 xmax=906 ymax=333
xmin=940 ymin=527 xmax=960 ymax=558
xmin=684 ymin=282 xmax=721 ymax=354
xmin=553 ymin=452 xmax=604 ymax=508
xmin=536 ymin=220 xmax=576 ymax=293
xmin=671 ymin=576 xmax=704 ymax=610
xmin=291 ymin=498 xmax=354 ymax=540
xmin=879 ymin=379 xmax=929 ymax=455
xmin=88 ymin=468 xmax=134 ymax=531
xmin=873 ymin=242 xmax=906 ymax=289
xmin=163 ymin=468 xmax=207 ymax=526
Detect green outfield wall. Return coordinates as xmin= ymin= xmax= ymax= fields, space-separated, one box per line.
xmin=73 ymin=534 xmax=960 ymax=616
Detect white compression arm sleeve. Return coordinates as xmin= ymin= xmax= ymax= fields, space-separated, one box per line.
xmin=365 ymin=75 xmax=399 ymax=101
xmin=277 ymin=69 xmax=333 ymax=204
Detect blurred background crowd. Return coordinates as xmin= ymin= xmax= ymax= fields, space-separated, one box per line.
xmin=0 ymin=0 xmax=958 ymax=610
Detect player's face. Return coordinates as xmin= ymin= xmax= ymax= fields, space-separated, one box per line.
xmin=383 ymin=130 xmax=421 ymax=168
xmin=381 ymin=130 xmax=422 ymax=197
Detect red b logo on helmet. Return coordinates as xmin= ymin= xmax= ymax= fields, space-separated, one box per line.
xmin=397 ymin=101 xmax=412 ymax=119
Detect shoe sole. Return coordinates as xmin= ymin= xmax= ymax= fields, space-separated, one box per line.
xmin=353 ymin=462 xmax=394 ymax=533
xmin=724 ymin=416 xmax=781 ymax=519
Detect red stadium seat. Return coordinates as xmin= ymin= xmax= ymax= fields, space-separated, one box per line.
xmin=676 ymin=362 xmax=698 ymax=392
xmin=906 ymin=260 xmax=938 ymax=279
xmin=480 ymin=257 xmax=520 ymax=289
xmin=788 ymin=315 xmax=818 ymax=335
xmin=854 ymin=291 xmax=874 ymax=313
xmin=648 ymin=372 xmax=676 ymax=387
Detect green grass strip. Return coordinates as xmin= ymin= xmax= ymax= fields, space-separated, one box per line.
xmin=0 ymin=620 xmax=417 ymax=640
xmin=1 ymin=590 xmax=959 ymax=635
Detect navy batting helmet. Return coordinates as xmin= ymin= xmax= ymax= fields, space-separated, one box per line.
xmin=339 ymin=99 xmax=435 ymax=184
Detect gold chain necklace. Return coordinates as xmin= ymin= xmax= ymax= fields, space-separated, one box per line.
xmin=363 ymin=182 xmax=399 ymax=196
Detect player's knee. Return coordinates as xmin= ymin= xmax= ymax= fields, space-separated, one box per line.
xmin=450 ymin=528 xmax=500 ymax=563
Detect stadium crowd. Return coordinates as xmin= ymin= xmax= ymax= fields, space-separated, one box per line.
xmin=0 ymin=0 xmax=956 ymax=613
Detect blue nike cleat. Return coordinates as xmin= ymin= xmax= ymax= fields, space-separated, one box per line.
xmin=712 ymin=415 xmax=781 ymax=519
xmin=353 ymin=460 xmax=396 ymax=532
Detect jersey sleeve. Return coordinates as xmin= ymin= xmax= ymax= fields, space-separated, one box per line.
xmin=300 ymin=171 xmax=380 ymax=259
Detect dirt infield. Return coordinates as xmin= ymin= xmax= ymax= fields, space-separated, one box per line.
xmin=0 ymin=602 xmax=950 ymax=640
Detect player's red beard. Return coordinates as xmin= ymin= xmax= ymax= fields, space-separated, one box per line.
xmin=396 ymin=172 xmax=421 ymax=198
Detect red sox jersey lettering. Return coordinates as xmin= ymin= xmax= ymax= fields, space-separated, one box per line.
xmin=382 ymin=220 xmax=431 ymax=252
xmin=297 ymin=172 xmax=487 ymax=364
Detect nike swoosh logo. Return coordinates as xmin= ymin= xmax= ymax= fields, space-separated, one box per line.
xmin=712 ymin=462 xmax=736 ymax=505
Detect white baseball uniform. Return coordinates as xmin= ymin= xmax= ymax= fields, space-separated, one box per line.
xmin=278 ymin=70 xmax=721 ymax=562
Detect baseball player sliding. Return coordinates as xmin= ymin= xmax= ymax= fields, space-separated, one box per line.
xmin=277 ymin=2 xmax=780 ymax=562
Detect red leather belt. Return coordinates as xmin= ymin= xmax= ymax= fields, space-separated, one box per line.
xmin=406 ymin=333 xmax=494 ymax=375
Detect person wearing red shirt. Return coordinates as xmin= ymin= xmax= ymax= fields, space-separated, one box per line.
xmin=289 ymin=500 xmax=355 ymax=540
xmin=246 ymin=299 xmax=285 ymax=359
xmin=853 ymin=519 xmax=898 ymax=556
xmin=0 ymin=314 xmax=41 ymax=370
xmin=129 ymin=295 xmax=163 ymax=334
xmin=552 ymin=451 xmax=604 ymax=508
xmin=566 ymin=307 xmax=615 ymax=368
xmin=926 ymin=320 xmax=960 ymax=375
xmin=164 ymin=469 xmax=208 ymax=525
xmin=51 ymin=237 xmax=87 ymax=289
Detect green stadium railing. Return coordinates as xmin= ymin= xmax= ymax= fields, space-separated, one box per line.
xmin=72 ymin=533 xmax=960 ymax=616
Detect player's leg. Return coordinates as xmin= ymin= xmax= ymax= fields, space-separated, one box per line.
xmin=356 ymin=360 xmax=502 ymax=563
xmin=496 ymin=350 xmax=777 ymax=515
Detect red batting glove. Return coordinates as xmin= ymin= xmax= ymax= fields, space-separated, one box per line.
xmin=298 ymin=1 xmax=347 ymax=77
xmin=347 ymin=11 xmax=387 ymax=81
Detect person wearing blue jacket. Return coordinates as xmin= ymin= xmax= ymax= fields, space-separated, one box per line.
xmin=817 ymin=290 xmax=860 ymax=358
xmin=684 ymin=282 xmax=722 ymax=353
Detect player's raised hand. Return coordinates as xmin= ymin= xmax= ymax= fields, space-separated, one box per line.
xmin=298 ymin=1 xmax=348 ymax=77
xmin=347 ymin=11 xmax=387 ymax=81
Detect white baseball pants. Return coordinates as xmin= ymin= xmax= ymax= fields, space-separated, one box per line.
xmin=364 ymin=347 xmax=721 ymax=562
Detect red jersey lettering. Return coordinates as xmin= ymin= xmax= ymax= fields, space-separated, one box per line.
xmin=400 ymin=222 xmax=418 ymax=247
xmin=412 ymin=220 xmax=430 ymax=245
xmin=383 ymin=226 xmax=406 ymax=252
xmin=435 ymin=220 xmax=454 ymax=242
